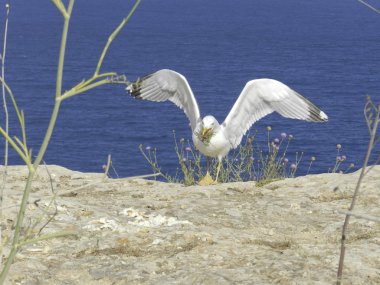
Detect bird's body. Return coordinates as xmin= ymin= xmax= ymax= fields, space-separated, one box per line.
xmin=192 ymin=115 xmax=230 ymax=160
xmin=127 ymin=69 xmax=328 ymax=184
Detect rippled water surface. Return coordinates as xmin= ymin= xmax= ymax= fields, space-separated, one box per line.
xmin=1 ymin=0 xmax=379 ymax=177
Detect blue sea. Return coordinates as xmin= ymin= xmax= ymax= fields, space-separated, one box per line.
xmin=0 ymin=0 xmax=379 ymax=178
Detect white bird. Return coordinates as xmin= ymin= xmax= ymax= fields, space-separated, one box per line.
xmin=127 ymin=69 xmax=328 ymax=185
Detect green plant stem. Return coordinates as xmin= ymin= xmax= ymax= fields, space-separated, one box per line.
xmin=0 ymin=1 xmax=74 ymax=282
xmin=59 ymin=78 xmax=113 ymax=101
xmin=0 ymin=78 xmax=30 ymax=160
xmin=54 ymin=1 xmax=73 ymax=100
xmin=307 ymin=161 xmax=313 ymax=175
xmin=17 ymin=230 xmax=78 ymax=248
xmin=0 ymin=78 xmax=24 ymax=136
xmin=60 ymin=0 xmax=142 ymax=102
xmin=336 ymin=104 xmax=379 ymax=285
xmin=358 ymin=0 xmax=380 ymax=14
xmin=34 ymin=0 xmax=74 ymax=168
xmin=94 ymin=0 xmax=141 ymax=76
xmin=0 ymin=128 xmax=29 ymax=165
xmin=0 ymin=169 xmax=34 ymax=284
xmin=72 ymin=72 xmax=116 ymax=90
xmin=51 ymin=0 xmax=68 ymax=18
xmin=1 ymin=70 xmax=30 ymax=162
xmin=32 ymin=88 xmax=61 ymax=169
xmin=0 ymin=1 xmax=10 ymax=267
xmin=0 ymin=0 xmax=142 ymax=281
xmin=1 ymin=0 xmax=10 ymax=178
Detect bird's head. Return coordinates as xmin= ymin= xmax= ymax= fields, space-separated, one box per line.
xmin=200 ymin=116 xmax=219 ymax=141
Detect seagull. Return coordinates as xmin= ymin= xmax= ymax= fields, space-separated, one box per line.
xmin=127 ymin=69 xmax=328 ymax=185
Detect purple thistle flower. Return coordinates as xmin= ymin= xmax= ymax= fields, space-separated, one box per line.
xmin=182 ymin=158 xmax=187 ymax=162
xmin=274 ymin=138 xmax=280 ymax=144
xmin=145 ymin=146 xmax=151 ymax=151
xmin=289 ymin=134 xmax=294 ymax=140
xmin=336 ymin=156 xmax=342 ymax=162
xmin=284 ymin=158 xmax=289 ymax=163
xmin=281 ymin=132 xmax=287 ymax=139
xmin=342 ymin=155 xmax=346 ymax=161
xmin=290 ymin=163 xmax=297 ymax=170
xmin=185 ymin=147 xmax=192 ymax=152
xmin=250 ymin=156 xmax=254 ymax=161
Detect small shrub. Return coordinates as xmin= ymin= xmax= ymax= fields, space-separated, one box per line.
xmin=140 ymin=128 xmax=309 ymax=185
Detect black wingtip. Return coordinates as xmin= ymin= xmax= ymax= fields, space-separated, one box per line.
xmin=307 ymin=105 xmax=329 ymax=122
xmin=126 ymin=82 xmax=142 ymax=98
xmin=126 ymin=73 xmax=154 ymax=99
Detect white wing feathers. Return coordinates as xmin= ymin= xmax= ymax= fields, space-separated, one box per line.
xmin=127 ymin=69 xmax=201 ymax=131
xmin=223 ymin=79 xmax=328 ymax=148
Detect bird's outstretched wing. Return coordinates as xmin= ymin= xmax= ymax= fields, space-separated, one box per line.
xmin=223 ymin=78 xmax=328 ymax=148
xmin=127 ymin=69 xmax=201 ymax=131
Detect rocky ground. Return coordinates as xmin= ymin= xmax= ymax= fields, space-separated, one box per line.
xmin=0 ymin=165 xmax=379 ymax=284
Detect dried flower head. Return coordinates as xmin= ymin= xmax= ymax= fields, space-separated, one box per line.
xmin=311 ymin=156 xmax=316 ymax=161
xmin=267 ymin=126 xmax=272 ymax=131
xmin=185 ymin=147 xmax=192 ymax=152
xmin=290 ymin=163 xmax=297 ymax=170
xmin=145 ymin=146 xmax=151 ymax=151
xmin=281 ymin=132 xmax=287 ymax=139
xmin=336 ymin=144 xmax=342 ymax=150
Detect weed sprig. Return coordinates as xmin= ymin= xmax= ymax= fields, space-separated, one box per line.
xmin=0 ymin=0 xmax=141 ymax=281
xmin=140 ymin=128 xmax=314 ymax=186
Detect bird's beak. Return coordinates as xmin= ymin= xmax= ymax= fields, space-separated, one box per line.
xmin=202 ymin=127 xmax=212 ymax=137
